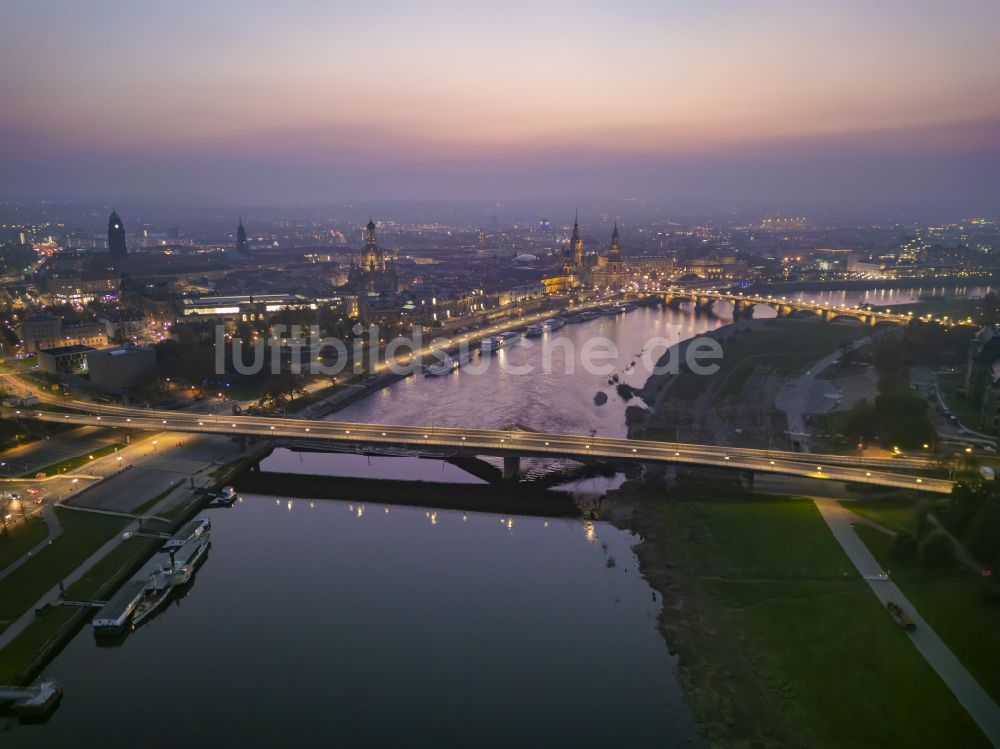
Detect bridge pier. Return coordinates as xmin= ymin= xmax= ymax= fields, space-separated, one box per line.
xmin=502 ymin=456 xmax=521 ymax=480
xmin=742 ymin=470 xmax=755 ymax=490
xmin=733 ymin=299 xmax=754 ymax=319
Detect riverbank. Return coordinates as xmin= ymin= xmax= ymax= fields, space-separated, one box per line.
xmin=613 ymin=312 xmax=993 ymax=745
xmin=602 ymin=479 xmax=990 ymax=747
xmin=627 ymin=316 xmax=868 ymax=449
xmin=0 ymin=444 xmax=266 ymax=688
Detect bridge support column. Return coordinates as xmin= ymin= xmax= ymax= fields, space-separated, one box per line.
xmin=502 ymin=456 xmax=521 ymax=480
xmin=742 ymin=470 xmax=755 ymax=490
xmin=734 ymin=299 xmax=754 ymax=319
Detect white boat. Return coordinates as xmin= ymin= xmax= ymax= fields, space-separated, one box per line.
xmin=424 ymin=354 xmax=460 ymax=376
xmin=170 ymin=534 xmax=211 ymax=587
xmin=526 ymin=318 xmax=564 ymax=337
xmin=481 ymin=331 xmax=520 ymax=352
xmin=131 ymin=569 xmax=173 ymax=627
xmin=133 ymin=531 xmax=211 ymax=627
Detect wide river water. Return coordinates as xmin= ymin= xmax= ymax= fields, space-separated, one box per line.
xmin=1 ymin=284 xmax=990 ymax=746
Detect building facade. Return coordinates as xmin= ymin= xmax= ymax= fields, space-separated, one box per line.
xmin=37 ymin=345 xmax=95 ymax=375
xmin=86 ymin=346 xmax=157 ymax=390
xmin=18 ymin=316 xmax=108 ymax=353
xmin=348 ymin=219 xmax=398 ymax=294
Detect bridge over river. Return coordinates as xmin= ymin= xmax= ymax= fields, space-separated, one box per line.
xmin=646 ymin=286 xmax=919 ymax=326
xmin=12 ymin=403 xmax=952 ymax=494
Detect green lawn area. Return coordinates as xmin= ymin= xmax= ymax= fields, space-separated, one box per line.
xmin=652 ymin=491 xmax=989 ymax=748
xmin=0 ymin=517 xmax=50 ymax=570
xmin=16 ymin=442 xmax=125 ymax=478
xmin=66 ymin=536 xmax=159 ymax=600
xmin=845 ymin=496 xmax=919 ymax=531
xmin=869 ymin=297 xmax=978 ymax=321
xmin=714 ymin=351 xmax=819 ymax=399
xmin=0 ymin=605 xmax=77 ymax=683
xmin=222 ymin=377 xmax=268 ymax=401
xmin=0 ymin=531 xmax=162 ymax=682
xmin=671 ymin=319 xmax=867 ymax=401
xmin=857 ymin=524 xmax=1000 ymax=706
xmin=0 ymin=509 xmax=126 ymax=623
xmin=937 ymin=372 xmax=983 ymax=429
xmin=0 ymin=500 xmax=184 ymax=683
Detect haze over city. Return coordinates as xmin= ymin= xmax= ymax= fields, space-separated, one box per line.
xmin=3 ymin=2 xmax=1000 ymax=747
xmin=3 ymin=0 xmax=1000 ymax=214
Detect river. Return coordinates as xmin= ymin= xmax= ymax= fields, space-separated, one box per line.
xmin=2 ymin=495 xmax=699 ymax=747
xmin=336 ymin=305 xmax=726 ymax=438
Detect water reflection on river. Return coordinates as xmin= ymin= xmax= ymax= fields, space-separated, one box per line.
xmin=786 ymin=284 xmax=992 ymax=309
xmin=334 ymin=286 xmax=991 ymax=440
xmin=3 ymin=496 xmax=699 ymax=748
xmin=337 ymin=305 xmax=727 ymax=439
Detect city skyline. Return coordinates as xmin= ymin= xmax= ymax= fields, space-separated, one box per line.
xmin=2 ymin=0 xmax=999 ymax=212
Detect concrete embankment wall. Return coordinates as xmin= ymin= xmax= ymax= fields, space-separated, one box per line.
xmin=234 ymin=470 xmax=580 ymax=518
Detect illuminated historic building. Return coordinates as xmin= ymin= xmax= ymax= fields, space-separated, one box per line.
xmin=348 ymin=217 xmax=398 ymax=293
xmin=607 ymin=222 xmax=623 ymax=274
xmin=590 ymin=223 xmax=628 ymax=289
xmin=558 ymin=212 xmax=583 ymax=288
xmin=571 ymin=214 xmax=583 ymax=269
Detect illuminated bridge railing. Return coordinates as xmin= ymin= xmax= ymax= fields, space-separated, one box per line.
xmin=17 ymin=407 xmax=953 ymax=494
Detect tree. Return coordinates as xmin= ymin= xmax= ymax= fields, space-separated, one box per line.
xmin=873 ymin=339 xmax=906 ymax=377
xmin=890 ymin=528 xmax=919 ymax=560
xmin=918 ymin=529 xmax=955 ymax=567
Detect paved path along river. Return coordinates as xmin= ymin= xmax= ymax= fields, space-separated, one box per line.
xmin=815 ymin=499 xmax=1000 ymax=747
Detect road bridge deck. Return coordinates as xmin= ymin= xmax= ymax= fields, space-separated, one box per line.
xmin=11 ymin=406 xmax=953 ymax=494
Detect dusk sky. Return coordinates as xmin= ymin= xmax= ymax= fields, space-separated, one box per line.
xmin=2 ymin=0 xmax=999 ymax=213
